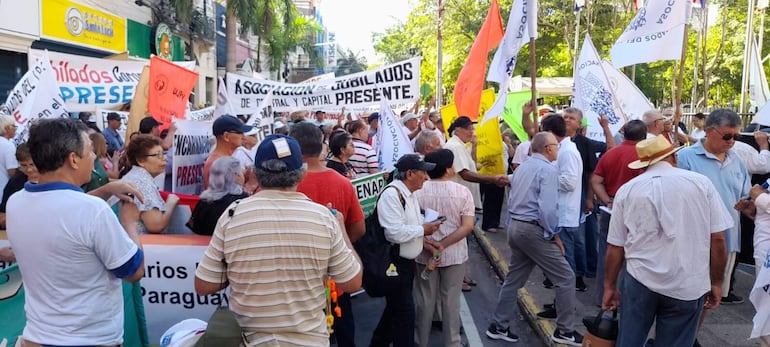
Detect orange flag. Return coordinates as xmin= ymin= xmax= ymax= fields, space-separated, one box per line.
xmin=453 ymin=0 xmax=503 ymax=121
xmin=148 ymin=56 xmax=198 ymax=127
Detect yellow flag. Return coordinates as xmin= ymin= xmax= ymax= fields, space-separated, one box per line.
xmin=440 ymin=89 xmax=504 ymax=175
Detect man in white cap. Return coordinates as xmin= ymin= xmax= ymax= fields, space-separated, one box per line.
xmin=402 ymin=113 xmax=422 ymax=141
xmin=232 ymin=127 xmax=260 ymax=194
xmin=603 ymin=135 xmax=731 ymax=346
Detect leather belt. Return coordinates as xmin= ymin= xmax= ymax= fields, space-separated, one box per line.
xmin=512 ymin=218 xmax=542 ymax=228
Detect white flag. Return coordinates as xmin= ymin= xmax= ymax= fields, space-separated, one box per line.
xmin=376 ymin=99 xmax=413 ymax=172
xmin=749 ymin=38 xmax=770 ymax=111
xmin=573 ymin=34 xmax=625 ymax=142
xmin=751 ymin=249 xmax=770 ymax=338
xmin=754 ymin=99 xmax=770 ymax=127
xmin=213 ymin=77 xmax=234 ymax=119
xmin=481 ymin=0 xmax=538 ymax=125
xmin=4 ymin=54 xmax=68 ymax=145
xmin=250 ymin=90 xmax=274 ymax=128
xmin=610 ymin=0 xmax=692 ymax=68
xmin=600 ymin=60 xmax=654 ymax=121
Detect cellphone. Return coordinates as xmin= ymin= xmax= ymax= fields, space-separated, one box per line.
xmin=433 ymin=216 xmax=447 ymax=223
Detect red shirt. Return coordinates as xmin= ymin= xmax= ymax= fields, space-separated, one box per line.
xmin=593 ymin=141 xmax=644 ymax=197
xmin=297 ymin=169 xmax=365 ymax=226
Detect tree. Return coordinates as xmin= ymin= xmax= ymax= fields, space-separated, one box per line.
xmin=335 ymin=50 xmax=368 ymax=76
xmin=225 ymin=0 xmax=258 ymax=73
xmin=265 ymin=4 xmax=324 ymax=78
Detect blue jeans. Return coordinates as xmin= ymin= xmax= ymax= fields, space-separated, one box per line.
xmin=596 ymin=209 xmax=610 ymax=305
xmin=584 ymin=210 xmax=598 ymax=278
xmin=617 ymin=273 xmax=704 ymax=347
xmin=558 ymin=226 xmax=586 ymax=277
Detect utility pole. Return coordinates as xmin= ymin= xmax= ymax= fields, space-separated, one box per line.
xmin=436 ymin=0 xmax=444 ymax=107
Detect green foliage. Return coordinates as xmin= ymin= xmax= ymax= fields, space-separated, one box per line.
xmin=336 ymin=50 xmax=368 ymax=76
xmin=374 ymin=0 xmax=767 ymax=109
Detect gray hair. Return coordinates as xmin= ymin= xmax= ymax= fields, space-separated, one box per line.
xmin=642 ymin=110 xmax=662 ymax=126
xmin=706 ymin=108 xmax=742 ymax=129
xmin=254 ymin=159 xmax=306 ymax=188
xmin=563 ymin=107 xmax=583 ymax=120
xmin=394 ymin=169 xmax=408 ymax=181
xmin=414 ymin=131 xmax=439 ymax=154
xmin=199 ymin=156 xmax=244 ymax=201
xmin=0 ymin=115 xmax=14 ymax=137
xmin=530 ymin=132 xmax=553 ymax=154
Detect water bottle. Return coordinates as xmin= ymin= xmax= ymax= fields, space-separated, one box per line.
xmin=420 ymin=253 xmax=441 ymax=280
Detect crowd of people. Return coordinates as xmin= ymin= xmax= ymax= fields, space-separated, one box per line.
xmin=3 ymin=98 xmax=770 ymax=347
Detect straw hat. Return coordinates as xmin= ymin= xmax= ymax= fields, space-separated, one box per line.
xmin=627 ymin=135 xmax=682 ymax=169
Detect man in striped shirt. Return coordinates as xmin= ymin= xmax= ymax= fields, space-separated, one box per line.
xmin=348 ymin=120 xmax=380 ymax=178
xmin=195 ymin=134 xmax=363 ymax=346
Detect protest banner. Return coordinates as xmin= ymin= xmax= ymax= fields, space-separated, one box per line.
xmin=482 ymin=0 xmax=537 ymax=125
xmin=352 ymin=172 xmax=386 ymax=218
xmin=227 ymin=57 xmax=421 ymax=114
xmin=29 ymin=49 xmax=145 ymax=112
xmin=213 ymin=77 xmax=234 ymax=119
xmin=376 ymin=99 xmax=413 ymax=172
xmin=172 ymin=120 xmax=212 ymax=195
xmin=500 ymin=90 xmax=536 ymax=142
xmin=573 ymin=34 xmax=625 ymax=142
xmin=3 ymin=56 xmax=69 ymax=145
xmin=476 ymin=117 xmax=505 ymax=176
xmin=600 ymin=60 xmax=653 ymax=122
xmin=610 ymin=0 xmax=692 ymax=68
xmin=148 ymin=56 xmax=199 ymax=126
xmin=440 ymin=88 xmax=496 ymax=138
xmin=185 ymin=106 xmax=215 ymax=122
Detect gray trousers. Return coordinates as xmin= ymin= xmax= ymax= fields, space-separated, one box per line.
xmin=414 ymin=262 xmax=465 ymax=347
xmin=492 ymin=220 xmax=577 ymax=332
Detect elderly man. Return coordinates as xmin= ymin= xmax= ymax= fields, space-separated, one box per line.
xmin=677 ymin=109 xmax=751 ymax=305
xmin=102 ymin=112 xmax=124 ymax=155
xmin=371 ymin=154 xmax=442 ymax=347
xmin=138 ymin=116 xmax=176 ymax=150
xmin=7 ymin=118 xmax=144 ymax=346
xmin=414 ymin=130 xmax=442 ymax=157
xmin=642 ymin=110 xmax=665 ymax=139
xmin=486 ymin=132 xmax=582 ymax=346
xmin=590 ymin=120 xmax=646 ymax=306
xmin=202 ymin=115 xmax=253 ymax=189
xmin=604 ymin=135 xmax=730 ymax=346
xmin=195 ymin=134 xmax=362 ymax=345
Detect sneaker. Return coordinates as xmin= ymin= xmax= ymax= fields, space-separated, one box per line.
xmin=543 ymin=277 xmax=554 ymax=289
xmin=551 ymin=329 xmax=583 ymax=346
xmin=536 ymin=307 xmax=557 ymax=320
xmin=543 ymin=303 xmax=554 ymax=310
xmin=576 ymin=276 xmax=588 ymax=292
xmin=486 ymin=323 xmax=519 ymax=342
xmin=721 ymin=293 xmax=744 ymax=304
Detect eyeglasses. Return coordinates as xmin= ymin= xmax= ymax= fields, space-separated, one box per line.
xmin=144 ymin=151 xmax=167 ymax=159
xmin=710 ymin=127 xmax=739 ymax=141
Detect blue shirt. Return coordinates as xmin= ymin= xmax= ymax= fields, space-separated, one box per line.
xmin=677 ymin=140 xmax=751 ymax=252
xmin=507 ymin=153 xmax=559 ymax=238
xmin=102 ymin=127 xmax=123 ymax=153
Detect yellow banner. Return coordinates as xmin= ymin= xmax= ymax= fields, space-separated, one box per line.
xmin=439 ymin=88 xmax=504 ymax=175
xmin=41 ymin=0 xmax=127 ymax=53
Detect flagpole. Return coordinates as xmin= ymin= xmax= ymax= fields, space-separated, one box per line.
xmin=529 ymin=37 xmax=538 ymax=132
xmin=740 ymin=0 xmax=757 ymax=114
xmin=691 ymin=11 xmax=703 ymax=111
xmin=573 ymin=7 xmax=581 ymax=77
xmin=759 ymin=8 xmax=766 ymax=60
xmin=673 ymin=24 xmax=690 ymax=126
xmin=436 ymin=0 xmax=444 ymax=107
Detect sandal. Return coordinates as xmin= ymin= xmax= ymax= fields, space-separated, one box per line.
xmin=463 ymin=277 xmax=478 ymax=286
xmin=462 ymin=283 xmax=472 ymax=292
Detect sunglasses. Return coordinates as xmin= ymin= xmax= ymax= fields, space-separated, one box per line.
xmin=711 ymin=127 xmax=739 ymax=141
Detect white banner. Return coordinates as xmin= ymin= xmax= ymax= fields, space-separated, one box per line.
xmin=4 ymin=56 xmax=69 ymax=145
xmin=751 ymin=249 xmax=770 ymax=338
xmin=185 ymin=106 xmax=215 ymax=122
xmin=29 ymin=49 xmax=146 ymax=112
xmin=376 ymin=99 xmax=413 ymax=172
xmin=600 ymin=60 xmax=654 ymax=121
xmin=573 ymin=34 xmax=625 ymax=142
xmin=227 ymin=57 xmax=421 ymax=113
xmin=95 ymin=109 xmax=129 ymax=141
xmin=172 ymin=120 xmax=212 ymax=195
xmin=610 ymin=0 xmax=692 ymax=68
xmin=482 ymin=0 xmax=537 ymax=124
xmin=213 ymin=77 xmax=234 ymax=119
xmin=749 ymin=38 xmax=770 ymax=111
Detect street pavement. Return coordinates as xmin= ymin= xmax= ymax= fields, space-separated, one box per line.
xmin=340 ymin=232 xmax=542 ymax=346
xmin=476 ymin=225 xmax=763 ymax=347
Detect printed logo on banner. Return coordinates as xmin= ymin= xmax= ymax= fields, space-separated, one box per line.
xmin=626 ymin=8 xmax=647 ymax=32
xmin=581 ymin=73 xmax=621 ymax=125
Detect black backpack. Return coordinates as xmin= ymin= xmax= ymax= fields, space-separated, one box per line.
xmin=353 ymin=185 xmax=405 ymax=297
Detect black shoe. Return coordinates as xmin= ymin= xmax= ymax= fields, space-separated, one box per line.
xmin=543 ymin=277 xmax=554 ymax=289
xmin=693 ymin=338 xmax=702 ymax=347
xmin=486 ymin=323 xmax=519 ymax=342
xmin=576 ymin=276 xmax=587 ymax=292
xmin=536 ymin=307 xmax=557 ymax=320
xmin=551 ymin=329 xmax=583 ymax=346
xmin=721 ymin=292 xmax=744 ymax=304
xmin=543 ymin=303 xmax=554 ymax=310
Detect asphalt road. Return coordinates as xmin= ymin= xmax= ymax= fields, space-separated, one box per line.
xmin=340 ymin=235 xmax=543 ymax=347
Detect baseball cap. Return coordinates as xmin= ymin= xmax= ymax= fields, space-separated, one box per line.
xmin=367 ymin=112 xmax=380 ymax=124
xmin=87 ymin=115 xmax=97 ymax=123
xmin=401 ymin=113 xmax=419 ymax=125
xmin=106 ymin=112 xmax=121 ymax=121
xmin=139 ymin=117 xmax=163 ymax=134
xmin=394 ymin=154 xmax=436 ymax=172
xmin=274 ymin=121 xmax=287 ymax=130
xmin=244 ymin=127 xmax=259 ymax=136
xmin=213 ymin=115 xmax=253 ymax=136
xmin=254 ymin=134 xmax=303 ymax=171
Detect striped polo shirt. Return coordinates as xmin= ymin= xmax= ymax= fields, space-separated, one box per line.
xmin=350 ymin=138 xmax=378 ymax=178
xmin=196 ymin=190 xmax=361 ymax=346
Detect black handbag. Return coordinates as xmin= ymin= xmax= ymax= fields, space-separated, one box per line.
xmin=582 ymin=309 xmax=618 ymax=341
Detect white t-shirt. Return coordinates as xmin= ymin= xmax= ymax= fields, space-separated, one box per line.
xmin=233 ymin=145 xmax=258 ymax=171
xmin=6 ymin=182 xmax=139 ymax=345
xmin=512 ymin=141 xmax=532 ymax=165
xmin=0 ymin=137 xmax=18 ymax=201
xmin=444 ymin=136 xmax=482 ymax=209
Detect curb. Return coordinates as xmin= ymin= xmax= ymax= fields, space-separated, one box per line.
xmin=472 ymin=228 xmax=558 ymax=347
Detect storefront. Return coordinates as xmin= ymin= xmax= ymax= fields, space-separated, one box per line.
xmin=0 ymin=1 xmax=40 ymax=100
xmin=37 ymin=0 xmax=127 ymax=56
